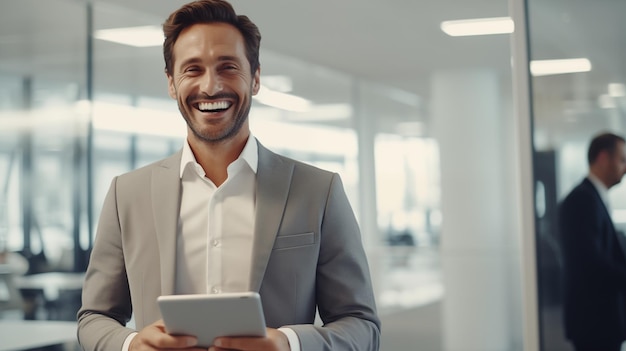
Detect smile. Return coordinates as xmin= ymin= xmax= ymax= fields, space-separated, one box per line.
xmin=196 ymin=101 xmax=232 ymax=112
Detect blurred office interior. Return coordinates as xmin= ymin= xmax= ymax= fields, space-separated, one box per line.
xmin=0 ymin=0 xmax=625 ymax=350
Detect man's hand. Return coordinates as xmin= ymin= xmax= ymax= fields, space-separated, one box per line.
xmin=209 ymin=328 xmax=291 ymax=351
xmin=129 ymin=319 xmax=207 ymax=351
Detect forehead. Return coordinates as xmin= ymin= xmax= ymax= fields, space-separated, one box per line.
xmin=172 ymin=22 xmax=248 ymax=66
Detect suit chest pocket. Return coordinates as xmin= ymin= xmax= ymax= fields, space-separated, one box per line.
xmin=273 ymin=232 xmax=315 ymax=250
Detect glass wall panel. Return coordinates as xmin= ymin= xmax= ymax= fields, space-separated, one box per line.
xmin=0 ymin=0 xmax=88 ymax=273
xmin=354 ymin=82 xmax=444 ymax=317
xmin=0 ymin=0 xmax=88 ymax=324
xmin=527 ymin=0 xmax=626 ymax=349
xmin=0 ymin=73 xmax=25 ymax=253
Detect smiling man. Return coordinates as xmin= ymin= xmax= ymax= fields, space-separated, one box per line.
xmin=76 ymin=1 xmax=380 ymax=351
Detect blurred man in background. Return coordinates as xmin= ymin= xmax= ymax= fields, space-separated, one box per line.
xmin=559 ymin=132 xmax=626 ymax=351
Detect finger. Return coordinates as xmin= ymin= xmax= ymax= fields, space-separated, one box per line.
xmin=213 ymin=336 xmax=267 ymax=350
xmin=210 ymin=347 xmax=249 ymax=351
xmin=152 ymin=334 xmax=199 ymax=349
xmin=151 ymin=320 xmax=200 ymax=349
xmin=134 ymin=336 xmax=199 ymax=350
xmin=132 ymin=322 xmax=199 ymax=350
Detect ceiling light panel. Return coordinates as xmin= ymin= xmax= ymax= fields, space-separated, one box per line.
xmin=94 ymin=25 xmax=163 ymax=47
xmin=441 ymin=17 xmax=514 ymax=37
xmin=530 ymin=58 xmax=592 ymax=76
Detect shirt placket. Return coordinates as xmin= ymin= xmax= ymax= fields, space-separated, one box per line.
xmin=207 ymin=189 xmax=223 ymax=294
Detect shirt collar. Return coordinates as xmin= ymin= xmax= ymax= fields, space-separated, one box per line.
xmin=179 ymin=134 xmax=258 ymax=179
xmin=587 ymin=172 xmax=610 ymax=208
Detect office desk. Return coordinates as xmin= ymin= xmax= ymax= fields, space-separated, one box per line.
xmin=0 ymin=267 xmax=23 ymax=313
xmin=0 ymin=320 xmax=77 ymax=351
xmin=15 ymin=272 xmax=85 ymax=320
xmin=15 ymin=272 xmax=84 ymax=300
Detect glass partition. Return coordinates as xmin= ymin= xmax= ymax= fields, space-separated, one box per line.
xmin=0 ymin=0 xmax=88 ymax=272
xmin=527 ymin=0 xmax=626 ymax=349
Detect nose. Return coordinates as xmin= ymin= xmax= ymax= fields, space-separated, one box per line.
xmin=200 ymin=71 xmax=223 ymax=96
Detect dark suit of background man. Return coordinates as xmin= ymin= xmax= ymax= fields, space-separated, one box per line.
xmin=76 ymin=1 xmax=380 ymax=350
xmin=559 ymin=132 xmax=626 ymax=351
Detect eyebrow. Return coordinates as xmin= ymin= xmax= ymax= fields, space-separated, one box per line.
xmin=178 ymin=55 xmax=243 ymax=70
xmin=216 ymin=55 xmax=242 ymax=63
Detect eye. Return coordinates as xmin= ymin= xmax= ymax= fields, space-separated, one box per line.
xmin=184 ymin=66 xmax=201 ymax=73
xmin=221 ymin=63 xmax=238 ymax=71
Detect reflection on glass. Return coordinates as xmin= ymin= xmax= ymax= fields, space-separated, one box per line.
xmin=528 ymin=0 xmax=626 ymax=349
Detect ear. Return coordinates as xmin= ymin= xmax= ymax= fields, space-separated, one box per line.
xmin=595 ymin=150 xmax=612 ymax=168
xmin=599 ymin=150 xmax=610 ymax=161
xmin=166 ymin=73 xmax=176 ymax=100
xmin=251 ymin=68 xmax=261 ymax=95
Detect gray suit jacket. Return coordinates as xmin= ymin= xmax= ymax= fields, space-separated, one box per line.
xmin=77 ymin=141 xmax=380 ymax=351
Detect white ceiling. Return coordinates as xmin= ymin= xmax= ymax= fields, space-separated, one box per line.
xmin=0 ymin=0 xmax=624 ymax=137
xmin=92 ymin=0 xmax=513 ymax=98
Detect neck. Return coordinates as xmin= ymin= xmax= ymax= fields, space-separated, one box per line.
xmin=589 ymin=168 xmax=612 ymax=189
xmin=188 ymin=132 xmax=249 ymax=187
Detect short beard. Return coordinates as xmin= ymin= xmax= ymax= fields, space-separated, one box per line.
xmin=179 ymin=93 xmax=252 ymax=144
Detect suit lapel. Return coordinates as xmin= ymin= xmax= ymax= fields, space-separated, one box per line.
xmin=250 ymin=142 xmax=294 ymax=291
xmin=583 ymin=178 xmax=626 ymax=260
xmin=583 ymin=178 xmax=614 ymax=227
xmin=151 ymin=151 xmax=182 ymax=295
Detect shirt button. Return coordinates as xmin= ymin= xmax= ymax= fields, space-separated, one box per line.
xmin=212 ymin=239 xmax=220 ymax=247
xmin=211 ymin=286 xmax=221 ymax=294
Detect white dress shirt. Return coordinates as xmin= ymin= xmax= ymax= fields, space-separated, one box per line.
xmin=122 ymin=135 xmax=300 ymax=351
xmin=176 ymin=135 xmax=257 ymax=295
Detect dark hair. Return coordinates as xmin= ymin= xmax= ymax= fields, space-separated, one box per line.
xmin=587 ymin=132 xmax=626 ymax=165
xmin=162 ymin=0 xmax=261 ymax=75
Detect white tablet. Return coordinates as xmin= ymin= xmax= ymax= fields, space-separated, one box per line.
xmin=157 ymin=292 xmax=267 ymax=348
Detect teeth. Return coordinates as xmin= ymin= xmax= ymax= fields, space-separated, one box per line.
xmin=198 ymin=101 xmax=230 ymax=111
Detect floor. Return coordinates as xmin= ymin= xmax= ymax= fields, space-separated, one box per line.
xmin=380 ymin=301 xmax=442 ymax=351
xmin=376 ymin=245 xmax=444 ymax=351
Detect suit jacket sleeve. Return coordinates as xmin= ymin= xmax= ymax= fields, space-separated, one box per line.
xmin=77 ymin=177 xmax=135 ymax=351
xmin=286 ymin=173 xmax=381 ymax=351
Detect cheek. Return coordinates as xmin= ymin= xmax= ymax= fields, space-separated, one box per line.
xmin=173 ymin=82 xmax=191 ymax=103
